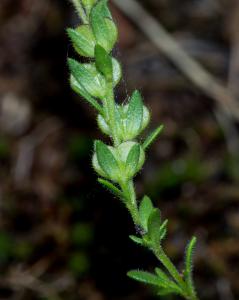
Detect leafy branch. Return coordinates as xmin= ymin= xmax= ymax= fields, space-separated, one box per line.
xmin=67 ymin=1 xmax=199 ymax=299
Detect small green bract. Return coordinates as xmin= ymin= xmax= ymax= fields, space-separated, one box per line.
xmin=67 ymin=1 xmax=199 ymax=299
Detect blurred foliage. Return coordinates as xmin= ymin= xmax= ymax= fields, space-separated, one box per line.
xmin=71 ymin=223 xmax=93 ymax=246
xmin=68 ymin=252 xmax=90 ymax=275
xmin=0 ymin=137 xmax=10 ymax=159
xmin=0 ymin=232 xmax=13 ymax=263
xmin=68 ymin=135 xmax=92 ymax=162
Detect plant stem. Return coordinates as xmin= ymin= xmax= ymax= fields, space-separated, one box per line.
xmin=120 ymin=180 xmax=140 ymax=226
xmin=154 ymin=247 xmax=186 ymax=287
xmin=71 ymin=0 xmax=88 ymax=24
xmin=153 ymin=247 xmax=199 ymax=300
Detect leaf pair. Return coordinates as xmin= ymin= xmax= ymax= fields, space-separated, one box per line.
xmin=68 ymin=0 xmax=117 ymax=58
xmin=127 ymin=269 xmax=183 ymax=297
xmin=97 ymin=91 xmax=150 ymax=141
xmin=130 ymin=231 xmax=198 ymax=299
xmin=140 ymin=197 xmax=167 ymax=243
xmin=92 ymin=141 xmax=145 ymax=183
xmin=130 ymin=197 xmax=168 ymax=248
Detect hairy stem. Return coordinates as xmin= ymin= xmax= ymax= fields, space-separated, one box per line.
xmin=154 ymin=247 xmax=198 ymax=300
xmin=154 ymin=247 xmax=186 ymax=288
xmin=71 ymin=0 xmax=88 ymax=24
xmin=120 ymin=180 xmax=140 ymax=226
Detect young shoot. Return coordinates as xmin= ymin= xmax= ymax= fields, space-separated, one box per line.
xmin=67 ymin=1 xmax=199 ymax=299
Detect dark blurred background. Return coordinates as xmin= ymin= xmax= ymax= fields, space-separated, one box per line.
xmin=0 ymin=0 xmax=239 ymax=299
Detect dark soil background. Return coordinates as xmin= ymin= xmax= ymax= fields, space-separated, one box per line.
xmin=0 ymin=0 xmax=239 ymax=299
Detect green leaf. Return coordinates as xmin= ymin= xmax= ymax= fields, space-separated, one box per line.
xmin=139 ymin=196 xmax=154 ymax=231
xmin=126 ymin=91 xmax=143 ymax=138
xmin=143 ymin=125 xmax=164 ymax=150
xmin=98 ymin=178 xmax=123 ymax=198
xmin=70 ymin=75 xmax=103 ymax=113
xmin=127 ymin=270 xmax=159 ymax=286
xmin=125 ymin=144 xmax=140 ymax=177
xmin=90 ymin=0 xmax=117 ymax=52
xmin=147 ymin=208 xmax=162 ymax=245
xmin=90 ymin=0 xmax=112 ymax=19
xmin=67 ymin=26 xmax=95 ymax=57
xmin=95 ymin=44 xmax=113 ymax=81
xmin=68 ymin=58 xmax=106 ymax=98
xmin=95 ymin=141 xmax=119 ymax=179
xmin=129 ymin=235 xmax=144 ymax=246
xmin=184 ymin=237 xmax=197 ymax=298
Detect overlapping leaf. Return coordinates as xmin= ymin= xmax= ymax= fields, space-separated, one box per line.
xmin=67 ymin=26 xmax=96 ymax=57
xmin=90 ymin=0 xmax=117 ymax=52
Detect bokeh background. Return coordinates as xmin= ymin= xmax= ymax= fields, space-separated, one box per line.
xmin=1 ymin=0 xmax=239 ymax=299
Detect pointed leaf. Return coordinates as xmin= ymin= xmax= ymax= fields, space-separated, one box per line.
xmin=126 ymin=91 xmax=143 ymax=137
xmin=126 ymin=144 xmax=140 ymax=177
xmin=98 ymin=178 xmax=123 ymax=198
xmin=70 ymin=75 xmax=102 ymax=113
xmin=90 ymin=0 xmax=117 ymax=52
xmin=95 ymin=44 xmax=113 ymax=81
xmin=90 ymin=0 xmax=112 ymax=18
xmin=67 ymin=26 xmax=95 ymax=57
xmin=95 ymin=141 xmax=119 ymax=179
xmin=158 ymin=220 xmax=168 ymax=241
xmin=185 ymin=237 xmax=197 ymax=297
xmin=139 ymin=196 xmax=154 ymax=231
xmin=147 ymin=208 xmax=162 ymax=245
xmin=127 ymin=270 xmax=159 ymax=286
xmin=129 ymin=235 xmax=144 ymax=246
xmin=143 ymin=125 xmax=164 ymax=150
